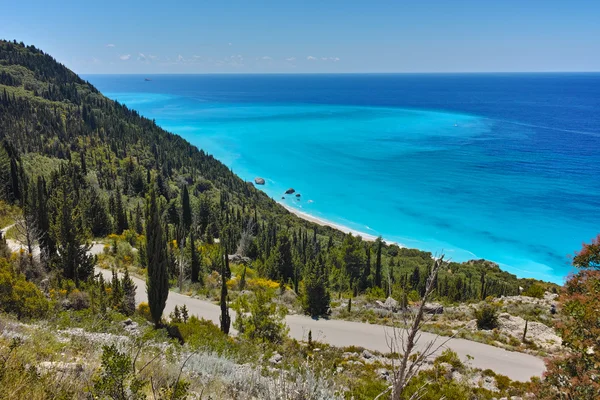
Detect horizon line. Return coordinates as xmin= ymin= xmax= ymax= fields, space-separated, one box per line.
xmin=80 ymin=71 xmax=600 ymax=76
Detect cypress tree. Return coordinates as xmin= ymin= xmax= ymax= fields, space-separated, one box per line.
xmin=181 ymin=184 xmax=192 ymax=232
xmin=374 ymin=237 xmax=383 ymax=288
xmin=115 ymin=185 xmax=128 ymax=233
xmin=220 ymin=249 xmax=231 ymax=334
xmin=134 ymin=202 xmax=143 ymax=234
xmin=190 ymin=230 xmax=201 ymax=284
xmin=146 ymin=188 xmax=168 ymax=328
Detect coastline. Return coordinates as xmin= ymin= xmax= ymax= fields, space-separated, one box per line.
xmin=279 ymin=202 xmax=395 ymax=244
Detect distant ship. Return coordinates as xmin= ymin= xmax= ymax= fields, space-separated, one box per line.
xmin=144 ymin=78 xmax=152 ymax=81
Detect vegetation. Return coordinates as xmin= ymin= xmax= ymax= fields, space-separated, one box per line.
xmin=0 ymin=39 xmax=582 ymax=399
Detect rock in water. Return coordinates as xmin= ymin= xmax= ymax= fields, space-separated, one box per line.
xmin=254 ymin=177 xmax=265 ymax=185
xmin=295 ymin=193 xmax=301 ymax=197
xmin=285 ymin=188 xmax=295 ymax=194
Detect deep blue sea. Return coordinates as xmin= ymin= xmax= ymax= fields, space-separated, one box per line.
xmin=85 ymin=73 xmax=600 ymax=284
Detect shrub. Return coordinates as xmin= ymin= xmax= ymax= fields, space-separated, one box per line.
xmin=233 ymin=289 xmax=288 ymax=343
xmin=434 ymin=349 xmax=464 ymax=370
xmin=475 ymin=304 xmax=499 ymax=330
xmin=68 ymin=289 xmax=90 ymax=310
xmin=0 ymin=259 xmax=49 ymax=319
xmin=522 ymin=283 xmax=545 ymax=299
xmin=137 ymin=302 xmax=152 ymax=321
xmin=364 ymin=286 xmax=386 ymax=301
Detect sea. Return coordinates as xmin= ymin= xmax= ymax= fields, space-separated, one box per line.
xmin=85 ymin=73 xmax=600 ymax=284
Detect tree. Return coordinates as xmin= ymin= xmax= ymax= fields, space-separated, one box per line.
xmin=121 ymin=268 xmax=137 ymax=316
xmin=572 ymin=234 xmax=600 ymax=269
xmin=114 ymin=185 xmax=128 ymax=234
xmin=49 ymin=167 xmax=94 ymax=286
xmin=189 ymin=231 xmax=201 ymax=284
xmin=536 ymin=236 xmax=600 ymax=399
xmin=301 ymin=258 xmax=330 ymax=317
xmin=181 ymin=184 xmax=192 ymax=233
xmin=374 ymin=237 xmax=383 ymax=288
xmin=341 ymin=233 xmax=364 ymax=287
xmin=234 ymin=288 xmax=288 ymax=343
xmin=220 ymin=249 xmax=231 ymax=334
xmin=146 ymin=188 xmax=168 ymax=327
xmin=383 ymin=256 xmax=451 ymax=400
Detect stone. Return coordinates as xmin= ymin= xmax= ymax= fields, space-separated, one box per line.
xmin=37 ymin=361 xmax=84 ymax=375
xmin=285 ymin=188 xmax=295 ymax=194
xmin=269 ymin=353 xmax=283 ymax=364
xmin=228 ymin=254 xmax=251 ymax=264
xmin=361 ymin=349 xmax=374 ymax=359
xmin=376 ymin=368 xmax=390 ymax=380
xmin=423 ymin=302 xmax=444 ymax=314
xmin=254 ymin=177 xmax=265 ymax=185
xmin=376 ymin=296 xmax=399 ymax=312
xmin=295 ymin=193 xmax=301 ymax=197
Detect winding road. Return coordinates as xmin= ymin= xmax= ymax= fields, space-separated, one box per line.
xmin=1 ymin=233 xmax=546 ymax=382
xmin=89 ymin=244 xmax=545 ymax=381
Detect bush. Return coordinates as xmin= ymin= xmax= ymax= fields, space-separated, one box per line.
xmin=137 ymin=302 xmax=152 ymax=321
xmin=67 ymin=289 xmax=90 ymax=310
xmin=522 ymin=283 xmax=545 ymax=299
xmin=233 ymin=289 xmax=288 ymax=343
xmin=364 ymin=286 xmax=386 ymax=301
xmin=475 ymin=304 xmax=499 ymax=330
xmin=0 ymin=259 xmax=49 ymax=319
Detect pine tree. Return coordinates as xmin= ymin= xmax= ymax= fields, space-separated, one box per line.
xmin=122 ymin=268 xmax=137 ymax=316
xmin=220 ymin=249 xmax=231 ymax=334
xmin=50 ymin=167 xmax=94 ymax=286
xmin=146 ymin=188 xmax=168 ymax=328
xmin=190 ymin=230 xmax=201 ymax=284
xmin=301 ymin=259 xmax=330 ymax=317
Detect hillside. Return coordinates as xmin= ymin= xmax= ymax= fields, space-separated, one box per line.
xmin=0 ymin=39 xmax=586 ymax=400
xmin=0 ymin=39 xmax=555 ymax=303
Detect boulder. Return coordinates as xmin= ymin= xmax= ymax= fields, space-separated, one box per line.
xmin=285 ymin=188 xmax=295 ymax=194
xmin=228 ymin=254 xmax=251 ymax=265
xmin=269 ymin=353 xmax=283 ymax=364
xmin=295 ymin=193 xmax=301 ymax=197
xmin=423 ymin=302 xmax=444 ymax=314
xmin=254 ymin=177 xmax=265 ymax=185
xmin=361 ymin=349 xmax=374 ymax=359
xmin=376 ymin=296 xmax=399 ymax=312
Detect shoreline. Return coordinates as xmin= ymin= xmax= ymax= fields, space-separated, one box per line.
xmin=279 ymin=202 xmax=400 ymax=245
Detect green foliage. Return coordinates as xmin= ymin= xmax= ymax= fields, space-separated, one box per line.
xmin=522 ymin=283 xmax=545 ymax=299
xmin=93 ymin=344 xmax=145 ymax=400
xmin=475 ymin=303 xmax=499 ymax=330
xmin=0 ymin=258 xmax=49 ymax=319
xmin=146 ymin=188 xmax=168 ymax=327
xmin=234 ymin=289 xmax=288 ymax=343
xmin=301 ymin=259 xmax=330 ymax=317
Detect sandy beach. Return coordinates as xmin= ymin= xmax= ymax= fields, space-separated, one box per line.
xmin=279 ymin=202 xmax=391 ymax=243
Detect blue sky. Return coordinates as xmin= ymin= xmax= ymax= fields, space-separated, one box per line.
xmin=2 ymin=0 xmax=599 ymax=73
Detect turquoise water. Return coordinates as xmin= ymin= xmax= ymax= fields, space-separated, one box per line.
xmin=87 ymin=74 xmax=600 ymax=284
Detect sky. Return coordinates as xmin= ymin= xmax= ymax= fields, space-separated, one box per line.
xmin=1 ymin=0 xmax=599 ymax=74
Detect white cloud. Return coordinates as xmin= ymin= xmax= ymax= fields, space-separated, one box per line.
xmin=307 ymin=56 xmax=317 ymax=60
xmin=192 ymin=55 xmax=202 ymax=59
xmin=177 ymin=55 xmax=185 ymax=62
xmin=262 ymin=56 xmax=272 ymax=60
xmin=321 ymin=57 xmax=328 ymax=61
xmin=228 ymin=42 xmax=232 ymax=46
xmin=148 ymin=54 xmax=158 ymax=60
xmin=138 ymin=53 xmax=146 ymax=61
xmin=106 ymin=43 xmax=115 ymax=48
xmin=285 ymin=57 xmax=296 ymax=62
xmin=330 ymin=57 xmax=340 ymax=62
xmin=119 ymin=54 xmax=131 ymax=61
